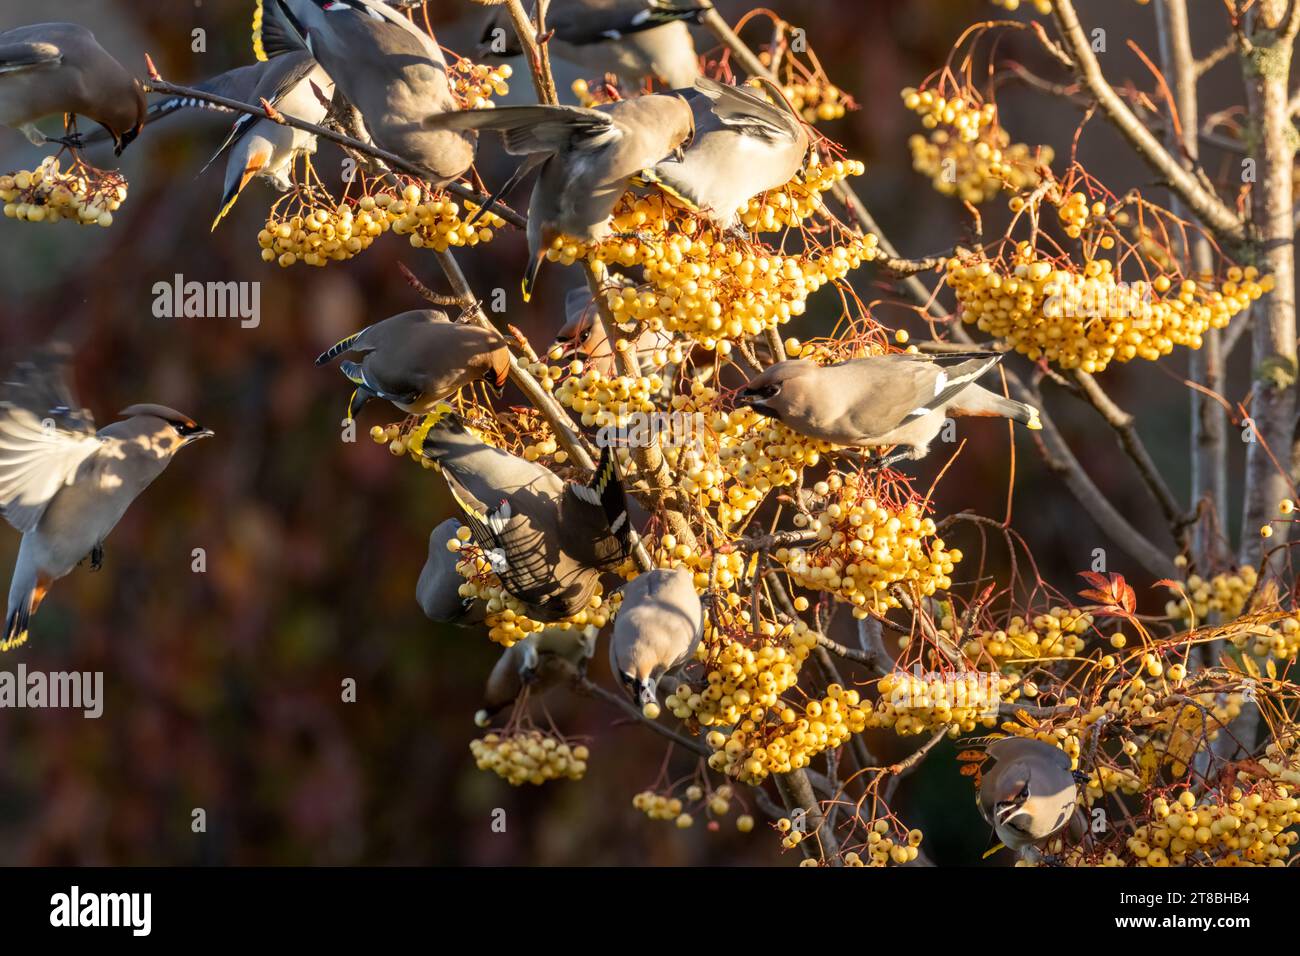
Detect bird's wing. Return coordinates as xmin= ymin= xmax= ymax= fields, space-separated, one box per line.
xmin=561 ymin=443 xmax=631 ymax=567
xmin=440 ymin=467 xmax=558 ymax=610
xmin=206 ymin=52 xmax=320 ymax=170
xmin=0 ymin=39 xmax=62 ymax=76
xmin=693 ymin=77 xmax=802 ymax=142
xmin=423 ymin=105 xmax=617 ymax=156
xmin=550 ymin=0 xmax=711 ymax=45
xmin=896 ymin=352 xmax=1003 ymax=425
xmin=0 ymin=351 xmax=103 ymax=534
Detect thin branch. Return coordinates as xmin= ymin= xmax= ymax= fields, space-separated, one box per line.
xmin=140 ymin=70 xmax=527 ymax=230
xmin=1050 ymin=0 xmax=1247 ymax=243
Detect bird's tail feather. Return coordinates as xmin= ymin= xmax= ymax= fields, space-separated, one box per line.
xmin=316 ymin=332 xmax=361 ymax=366
xmin=522 ymin=253 xmax=546 ymax=303
xmin=2 ymin=589 xmax=35 ymax=653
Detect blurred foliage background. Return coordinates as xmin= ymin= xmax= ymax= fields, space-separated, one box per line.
xmin=0 ymin=0 xmax=1251 ymax=864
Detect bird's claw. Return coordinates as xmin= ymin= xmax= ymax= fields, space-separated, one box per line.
xmin=90 ymin=544 xmax=104 ymax=572
xmin=49 ymin=132 xmax=86 ymax=151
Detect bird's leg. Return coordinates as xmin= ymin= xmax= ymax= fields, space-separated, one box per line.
xmin=90 ymin=544 xmax=104 ymax=572
xmin=46 ymin=131 xmax=86 ymax=151
xmin=867 ymin=449 xmax=912 ymax=473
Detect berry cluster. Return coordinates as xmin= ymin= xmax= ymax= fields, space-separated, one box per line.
xmin=776 ymin=474 xmax=959 ymax=616
xmin=388 ymin=183 xmax=507 ymax=252
xmin=0 ymin=157 xmax=125 ymax=227
xmin=449 ymin=59 xmax=512 ymax=109
xmin=946 ymin=244 xmax=1269 ymax=372
xmin=470 ymin=731 xmax=589 ymax=785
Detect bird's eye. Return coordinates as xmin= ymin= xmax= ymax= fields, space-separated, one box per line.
xmin=745 ymin=384 xmax=780 ymax=400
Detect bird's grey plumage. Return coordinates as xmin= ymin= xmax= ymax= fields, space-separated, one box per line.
xmin=475 ymin=625 xmax=596 ymax=726
xmin=209 ymin=55 xmax=334 ymax=228
xmin=643 ymin=78 xmax=808 ymax=229
xmin=315 ymin=310 xmax=511 ymax=418
xmin=0 ymin=22 xmax=146 ymax=153
xmin=977 ymin=737 xmax=1079 ymax=854
xmin=556 ymin=280 xmax=671 ymax=374
xmin=0 ymin=350 xmax=212 ymax=649
xmin=610 ymin=567 xmax=702 ymax=709
xmin=416 ymin=517 xmax=484 ymax=626
xmin=263 ymin=0 xmax=475 ymax=183
xmin=424 ymin=95 xmax=696 ymax=298
xmin=737 ymin=352 xmax=1042 ymax=462
xmin=415 ymin=412 xmax=631 ymax=621
xmin=479 ymin=0 xmax=706 ymax=90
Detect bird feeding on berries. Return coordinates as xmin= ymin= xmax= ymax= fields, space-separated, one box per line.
xmin=411 ymin=406 xmax=631 ymax=622
xmin=737 ymin=351 xmax=1041 ymax=468
xmin=638 ymin=77 xmax=809 ymax=232
xmin=0 ymin=22 xmax=146 ymax=154
xmin=610 ymin=567 xmax=703 ymax=718
xmin=417 ymin=518 xmax=485 ymax=627
xmin=0 ymin=347 xmax=213 ymax=650
xmin=422 ymin=94 xmax=696 ymax=300
xmin=258 ymin=0 xmax=476 ymax=184
xmin=475 ymin=626 xmax=597 ymax=728
xmin=977 ymin=737 xmax=1084 ymax=858
xmin=477 ymin=0 xmax=708 ymax=91
xmin=315 ymin=309 xmax=512 ymax=421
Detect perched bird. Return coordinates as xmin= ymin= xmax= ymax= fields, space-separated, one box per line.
xmin=76 ymin=52 xmax=334 ymax=227
xmin=315 ymin=310 xmax=512 ymax=420
xmin=478 ymin=0 xmax=707 ymax=90
xmin=609 ymin=567 xmax=702 ymax=714
xmin=416 ymin=518 xmax=484 ymax=626
xmin=0 ymin=350 xmax=212 ymax=649
xmin=737 ymin=352 xmax=1041 ymax=467
xmin=555 ymin=281 xmax=671 ymax=375
xmin=207 ymin=55 xmax=334 ymax=229
xmin=639 ymin=77 xmax=808 ymax=231
xmin=977 ymin=737 xmax=1081 ymax=856
xmin=259 ymin=0 xmax=476 ymax=183
xmin=423 ymin=94 xmax=696 ymax=299
xmin=411 ymin=407 xmax=630 ymax=621
xmin=475 ymin=625 xmax=596 ymax=727
xmin=0 ymin=22 xmax=146 ymax=154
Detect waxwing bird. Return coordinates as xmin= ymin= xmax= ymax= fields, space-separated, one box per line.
xmin=478 ymin=0 xmax=707 ymax=91
xmin=207 ymin=55 xmax=334 ymax=229
xmin=555 ymin=281 xmax=672 ymax=375
xmin=411 ymin=408 xmax=631 ymax=622
xmin=737 ymin=352 xmax=1042 ymax=467
xmin=416 ymin=517 xmax=484 ymax=626
xmin=609 ymin=567 xmax=702 ymax=713
xmin=977 ymin=737 xmax=1082 ymax=856
xmin=640 ymin=77 xmax=809 ymax=231
xmin=315 ymin=309 xmax=512 ymax=419
xmin=259 ymin=0 xmax=476 ymax=183
xmin=0 ymin=22 xmax=146 ymax=154
xmin=423 ymin=94 xmax=696 ymax=299
xmin=0 ymin=350 xmax=212 ymax=650
xmin=475 ymin=625 xmax=596 ymax=727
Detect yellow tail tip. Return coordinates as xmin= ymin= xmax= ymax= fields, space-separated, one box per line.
xmin=981 ymin=842 xmax=1006 ymax=860
xmin=1026 ymin=412 xmax=1042 ymax=431
xmin=0 ymin=631 xmax=29 ymax=653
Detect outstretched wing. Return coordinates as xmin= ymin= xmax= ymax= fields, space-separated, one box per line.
xmin=0 ymin=349 xmax=102 ymax=534
xmin=694 ymin=77 xmax=802 ymax=143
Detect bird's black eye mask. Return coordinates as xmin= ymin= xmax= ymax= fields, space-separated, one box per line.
xmin=172 ymin=420 xmax=208 ymax=438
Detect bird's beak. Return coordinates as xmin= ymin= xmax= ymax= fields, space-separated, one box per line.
xmin=187 ymin=427 xmax=215 ymax=443
xmin=115 ymin=123 xmax=142 ymax=157
xmin=636 ymin=678 xmax=657 ymax=708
